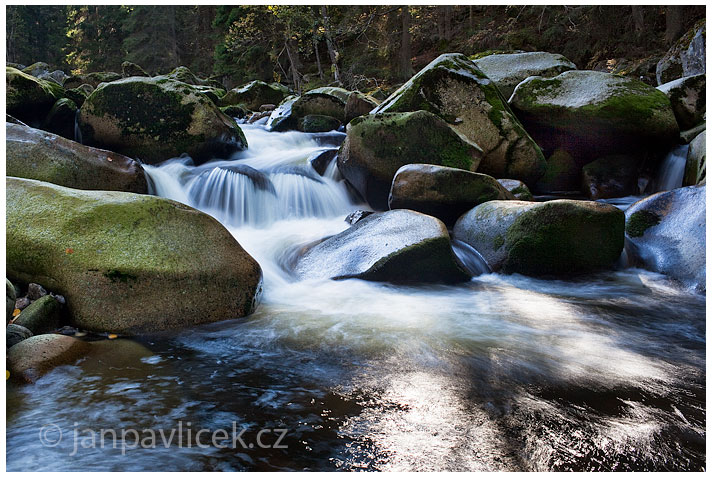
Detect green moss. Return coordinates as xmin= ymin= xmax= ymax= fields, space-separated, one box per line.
xmin=625 ymin=210 xmax=660 ymax=237
xmin=103 ymin=269 xmax=138 ymax=283
xmin=493 ymin=235 xmax=504 ymax=251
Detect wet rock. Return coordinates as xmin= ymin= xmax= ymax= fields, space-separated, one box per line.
xmin=684 ymin=130 xmax=706 ymax=186
xmin=680 ymin=122 xmax=706 ymax=143
xmin=7 ymin=334 xmax=91 ymax=383
xmin=657 ymin=74 xmax=706 ymax=130
xmin=497 ymin=179 xmax=534 ymax=201
xmin=27 ymin=283 xmax=47 ymax=301
xmin=220 ymin=104 xmax=249 ymax=119
xmin=6 ymin=279 xmax=16 ymax=323
xmin=298 ymin=114 xmax=341 ymax=133
xmin=535 ymin=149 xmax=581 ymax=193
xmin=7 ymin=177 xmax=263 ymax=334
xmin=389 ymin=164 xmax=514 ymax=227
xmin=7 ymin=123 xmax=148 ymax=193
xmin=309 ymin=149 xmax=338 ymax=176
xmin=454 ymin=199 xmax=624 ymax=276
xmin=77 ymin=76 xmax=247 ymax=164
xmin=268 ymin=93 xmax=347 ymax=131
xmin=121 ymin=61 xmax=149 ymax=78
xmin=42 ymin=97 xmax=77 ymax=140
xmin=345 ymin=210 xmax=373 ymax=225
xmin=581 ymin=155 xmax=640 ymax=199
xmin=259 ymin=104 xmax=276 ymax=111
xmin=344 ymin=91 xmax=380 ymax=122
xmin=247 ymin=110 xmax=270 ymax=123
xmin=372 ymin=53 xmax=546 ymax=185
xmin=14 ymin=297 xmax=30 ymax=311
xmin=472 ymin=51 xmax=577 ymax=100
xmin=14 ymin=295 xmax=62 ymax=334
xmin=6 ymin=66 xmax=64 ymax=126
xmin=510 ymin=70 xmax=679 ymax=164
xmin=219 ymin=80 xmax=289 ymax=111
xmin=656 ymin=21 xmax=706 ymax=85
xmin=337 ymin=111 xmax=482 ymax=210
xmin=294 ymin=209 xmax=470 ymax=283
xmin=625 ymin=185 xmax=705 ymax=290
xmin=7 ymin=324 xmax=33 ymax=348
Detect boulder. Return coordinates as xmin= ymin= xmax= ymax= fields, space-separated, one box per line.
xmin=298 ymin=114 xmax=341 ymax=133
xmin=220 ymin=104 xmax=249 ymax=119
xmin=77 ymin=76 xmax=247 ymax=164
xmin=337 ymin=111 xmax=483 ymax=210
xmin=497 ymin=179 xmax=534 ymax=201
xmin=26 ymin=283 xmax=47 ymax=300
xmin=6 ymin=177 xmax=263 ymax=334
xmin=7 ymin=123 xmax=148 ymax=193
xmin=219 ymin=80 xmax=290 ymax=110
xmin=165 ymin=66 xmax=223 ymax=89
xmin=64 ymin=85 xmax=91 ymax=107
xmin=6 ymin=66 xmax=64 ymax=126
xmin=294 ymin=209 xmax=469 ymax=283
xmin=625 ymin=185 xmax=705 ymax=290
xmin=345 ymin=91 xmax=380 ymax=122
xmin=535 ymin=149 xmax=581 ymax=193
xmin=656 ymin=21 xmax=706 ymax=85
xmin=6 ymin=324 xmax=32 ymax=349
xmin=657 ymin=74 xmax=706 ymax=130
xmin=510 ymin=70 xmax=679 ymax=163
xmin=268 ymin=92 xmax=347 ymax=131
xmin=389 ymin=164 xmax=514 ymax=227
xmin=63 ymin=71 xmax=122 ymax=89
xmin=7 ymin=334 xmax=91 ymax=383
xmin=680 ymin=122 xmax=706 ymax=143
xmin=307 ymin=86 xmax=352 ymax=103
xmin=581 ymin=155 xmax=640 ymax=199
xmin=472 ymin=51 xmax=577 ymax=99
xmin=42 ymin=97 xmax=77 ymax=140
xmin=309 ymin=149 xmax=338 ymax=176
xmin=453 ymin=199 xmax=624 ymax=276
xmin=6 ymin=279 xmax=16 ymax=323
xmin=13 ymin=295 xmax=61 ymax=334
xmin=121 ymin=61 xmax=149 ymax=78
xmin=38 ymin=70 xmax=69 ymax=86
xmin=372 ymin=53 xmax=546 ymax=185
xmin=683 ymin=131 xmax=706 ymax=186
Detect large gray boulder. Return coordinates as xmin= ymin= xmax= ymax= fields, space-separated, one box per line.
xmin=657 ymin=74 xmax=706 ymax=130
xmin=268 ymin=92 xmax=346 ymax=131
xmin=625 ymin=185 xmax=705 ymax=290
xmin=684 ymin=130 xmax=706 ymax=186
xmin=294 ymin=209 xmax=470 ymax=283
xmin=389 ymin=164 xmax=514 ymax=227
xmin=337 ymin=111 xmax=483 ymax=210
xmin=453 ymin=199 xmax=624 ymax=276
xmin=78 ymin=76 xmax=246 ymax=164
xmin=6 ymin=66 xmax=64 ymax=126
xmin=6 ymin=122 xmax=148 ymax=193
xmin=510 ymin=70 xmax=679 ymax=163
xmin=6 ymin=177 xmax=263 ymax=334
xmin=372 ymin=53 xmax=546 ymax=185
xmin=656 ymin=21 xmax=706 ymax=85
xmin=472 ymin=51 xmax=577 ymax=100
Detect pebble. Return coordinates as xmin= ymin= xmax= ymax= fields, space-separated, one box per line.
xmin=14 ymin=297 xmax=30 ymax=310
xmin=27 ymin=283 xmax=48 ymax=301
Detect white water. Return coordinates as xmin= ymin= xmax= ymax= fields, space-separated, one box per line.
xmin=655 ymin=144 xmax=689 ymax=192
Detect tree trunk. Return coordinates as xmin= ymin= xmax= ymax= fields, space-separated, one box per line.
xmin=665 ymin=6 xmax=685 ymax=45
xmin=285 ymin=39 xmax=302 ymax=94
xmin=436 ymin=6 xmax=453 ymax=41
xmin=399 ymin=6 xmax=413 ymax=81
xmin=313 ymin=37 xmax=324 ymax=80
xmin=321 ymin=6 xmax=342 ymax=85
xmin=631 ymin=6 xmax=645 ymax=35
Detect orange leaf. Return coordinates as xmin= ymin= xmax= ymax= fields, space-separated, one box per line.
xmin=12 ymin=308 xmax=20 ymax=317
xmin=65 ymin=248 xmax=74 ymax=254
xmin=107 ymin=333 xmax=118 ymax=339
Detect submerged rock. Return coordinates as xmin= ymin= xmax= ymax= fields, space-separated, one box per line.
xmin=6 ymin=66 xmax=64 ymax=126
xmin=337 ymin=111 xmax=483 ymax=210
xmin=389 ymin=164 xmax=514 ymax=227
xmin=684 ymin=130 xmax=706 ymax=186
xmin=372 ymin=53 xmax=546 ymax=185
xmin=625 ymin=185 xmax=705 ymax=290
xmin=7 ymin=334 xmax=91 ymax=383
xmin=510 ymin=70 xmax=680 ymax=164
xmin=472 ymin=51 xmax=577 ymax=99
xmin=219 ymin=80 xmax=290 ymax=110
xmin=454 ymin=199 xmax=624 ymax=276
xmin=581 ymin=155 xmax=640 ymax=199
xmin=294 ymin=209 xmax=470 ymax=283
xmin=7 ymin=123 xmax=148 ymax=193
xmin=6 ymin=177 xmax=263 ymax=334
xmin=657 ymin=74 xmax=706 ymax=130
xmin=78 ymin=76 xmax=247 ymax=164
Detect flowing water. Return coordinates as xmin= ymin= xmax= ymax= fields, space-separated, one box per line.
xmin=655 ymin=144 xmax=689 ymax=192
xmin=6 ymin=126 xmax=705 ymax=471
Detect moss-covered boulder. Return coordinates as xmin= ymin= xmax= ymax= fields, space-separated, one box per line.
xmin=13 ymin=295 xmax=61 ymax=334
xmin=7 ymin=123 xmax=148 ymax=193
xmin=219 ymin=80 xmax=290 ymax=110
xmin=64 ymin=84 xmax=92 ymax=107
xmin=78 ymin=76 xmax=247 ymax=164
xmin=42 ymin=97 xmax=77 ymax=140
xmin=306 ymin=86 xmax=352 ymax=102
xmin=6 ymin=177 xmax=263 ymax=333
xmin=453 ymin=199 xmax=624 ymax=276
xmin=294 ymin=209 xmax=470 ymax=283
xmin=121 ymin=61 xmax=149 ymax=78
xmin=220 ymin=104 xmax=249 ymax=119
xmin=684 ymin=130 xmax=706 ymax=186
xmin=657 ymin=74 xmax=706 ymax=130
xmin=510 ymin=70 xmax=680 ymax=163
xmin=472 ymin=51 xmax=577 ymax=100
xmin=268 ymin=91 xmax=347 ymax=132
xmin=389 ymin=164 xmax=514 ymax=227
xmin=625 ymin=185 xmax=705 ymax=290
xmin=63 ymin=71 xmax=122 ymax=89
xmin=6 ymin=66 xmax=64 ymax=126
xmin=581 ymin=155 xmax=640 ymax=199
xmin=8 ymin=334 xmax=91 ymax=383
xmin=21 ymin=61 xmax=51 ymax=78
xmin=345 ymin=91 xmax=380 ymax=122
xmin=535 ymin=149 xmax=581 ymax=193
xmin=372 ymin=53 xmax=546 ymax=185
xmin=298 ymin=114 xmax=341 ymax=133
xmin=497 ymin=179 xmax=534 ymax=201
xmin=337 ymin=111 xmax=483 ymax=210
xmin=165 ymin=66 xmax=223 ymax=89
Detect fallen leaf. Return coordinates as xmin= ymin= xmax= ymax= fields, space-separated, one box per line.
xmin=12 ymin=308 xmax=20 ymax=317
xmin=107 ymin=333 xmax=118 ymax=339
xmin=65 ymin=248 xmax=74 ymax=254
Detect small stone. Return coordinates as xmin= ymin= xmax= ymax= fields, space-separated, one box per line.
xmin=14 ymin=297 xmax=30 ymax=310
xmin=259 ymin=104 xmax=276 ymax=112
xmin=57 ymin=325 xmax=78 ymax=336
xmin=50 ymin=293 xmax=66 ymax=305
xmin=345 ymin=210 xmax=373 ymax=225
xmin=7 ymin=323 xmax=33 ymax=348
xmin=27 ymin=283 xmax=47 ymax=300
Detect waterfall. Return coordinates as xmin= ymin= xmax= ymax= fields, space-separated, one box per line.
xmin=452 ymin=239 xmax=491 ymax=276
xmin=655 ymin=144 xmax=689 ymax=192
